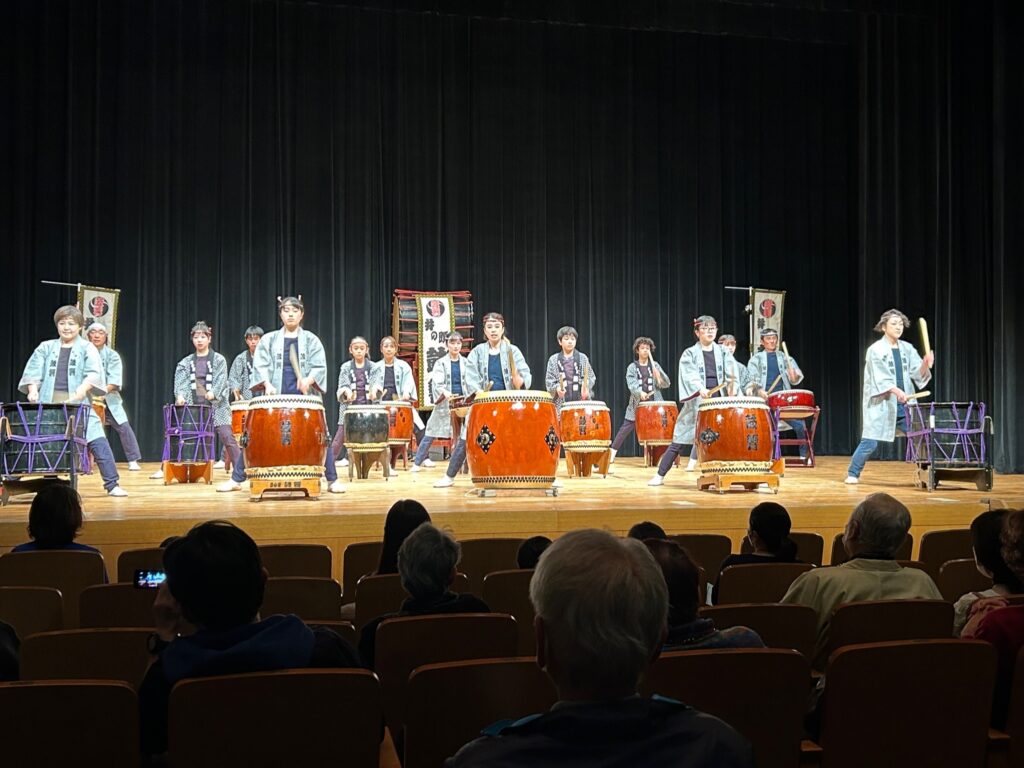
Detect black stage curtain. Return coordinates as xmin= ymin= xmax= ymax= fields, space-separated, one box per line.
xmin=3 ymin=1 xmax=1021 ymax=472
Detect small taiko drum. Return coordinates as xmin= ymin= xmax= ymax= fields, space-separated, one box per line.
xmin=385 ymin=400 xmax=414 ymax=446
xmin=1 ymin=402 xmax=90 ymax=476
xmin=695 ymin=396 xmax=774 ymax=473
xmin=90 ymin=397 xmax=106 ymax=427
xmin=242 ymin=395 xmax=328 ymax=482
xmin=230 ymin=401 xmax=249 ymax=441
xmin=559 ymin=401 xmax=612 ymax=451
xmin=635 ymin=400 xmax=678 ymax=445
xmin=343 ymin=405 xmax=390 ymax=452
xmin=466 ymin=390 xmax=560 ymax=489
xmin=766 ymin=389 xmax=817 ymax=419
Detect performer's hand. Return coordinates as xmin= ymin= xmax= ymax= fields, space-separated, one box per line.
xmin=175 ymin=397 xmax=186 ymax=406
xmin=640 ymin=391 xmax=652 ymax=401
xmin=788 ymin=366 xmax=799 ymax=380
xmin=581 ymin=388 xmax=590 ymax=401
xmin=699 ymin=388 xmax=711 ymax=399
xmin=923 ymin=351 xmax=935 ymax=369
xmin=511 ymin=373 xmax=525 ymax=389
xmin=152 ymin=582 xmax=184 ymax=644
xmin=891 ymin=387 xmax=908 ymax=404
xmin=338 ymin=388 xmax=351 ymax=403
xmin=556 ymin=386 xmax=566 ymax=398
xmin=27 ymin=390 xmax=39 ymax=403
xmin=204 ymin=391 xmax=216 ymax=401
xmin=265 ymin=384 xmax=278 ymax=396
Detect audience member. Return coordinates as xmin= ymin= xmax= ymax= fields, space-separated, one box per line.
xmin=645 ymin=539 xmax=763 ymax=650
xmin=627 ymin=520 xmax=667 ymax=540
xmin=445 ymin=529 xmax=753 ymax=767
xmin=780 ymin=493 xmax=941 ymax=668
xmin=377 ymin=499 xmax=432 ymax=575
xmin=0 ymin=620 xmax=17 ymax=682
xmin=359 ymin=523 xmax=489 ymax=669
xmin=12 ymin=484 xmax=100 ymax=555
xmin=713 ymin=502 xmax=800 ymax=603
xmin=962 ymin=509 xmax=1024 ymax=728
xmin=138 ymin=520 xmax=360 ymax=757
xmin=952 ymin=509 xmax=1023 ymax=636
xmin=516 ymin=536 xmax=552 ymax=569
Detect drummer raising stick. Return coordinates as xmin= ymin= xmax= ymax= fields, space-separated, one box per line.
xmin=745 ymin=327 xmax=809 ymax=463
xmin=648 ymin=315 xmax=736 ymax=487
xmin=609 ymin=336 xmax=672 ymax=464
xmin=544 ymin=326 xmax=596 ymax=416
xmin=434 ymin=312 xmax=531 ymax=488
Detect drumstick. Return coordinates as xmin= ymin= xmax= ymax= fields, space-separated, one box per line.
xmin=765 ymin=373 xmax=784 ymax=394
xmin=506 ymin=338 xmax=520 ymax=390
xmin=919 ymin=318 xmax=931 ymax=356
xmin=905 ymin=390 xmax=931 ymax=401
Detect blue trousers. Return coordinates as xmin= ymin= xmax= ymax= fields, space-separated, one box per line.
xmin=847 ymin=415 xmax=907 ymax=478
xmin=88 ymin=437 xmax=121 ymax=491
xmin=446 ymin=438 xmax=468 ymax=479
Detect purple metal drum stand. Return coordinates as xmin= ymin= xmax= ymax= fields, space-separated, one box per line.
xmin=0 ymin=402 xmax=91 ymax=505
xmin=905 ymin=401 xmax=993 ymax=491
xmin=160 ymin=404 xmax=215 ymax=485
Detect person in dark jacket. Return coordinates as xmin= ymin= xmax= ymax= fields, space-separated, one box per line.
xmin=712 ymin=502 xmax=800 ymax=603
xmin=444 ymin=529 xmax=753 ymax=768
xmin=138 ymin=520 xmax=360 ymax=758
xmin=359 ymin=522 xmax=489 ymax=670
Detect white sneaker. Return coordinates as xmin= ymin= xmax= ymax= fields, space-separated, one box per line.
xmin=434 ymin=475 xmax=455 ymax=488
xmin=552 ymin=478 xmax=564 ymax=488
xmin=213 ymin=460 xmax=226 ymax=469
xmin=329 ymin=479 xmax=346 ymax=494
xmin=107 ymin=486 xmax=128 ymax=497
xmin=844 ymin=476 xmax=859 ymax=485
xmin=339 ymin=458 xmax=349 ymax=467
xmin=217 ymin=480 xmax=242 ymax=492
xmin=127 ymin=461 xmax=141 ymax=471
xmin=609 ymin=448 xmax=617 ymax=464
xmin=422 ymin=458 xmax=436 ymax=467
xmin=648 ymin=474 xmax=665 ymax=487
xmin=685 ymin=458 xmax=697 ymax=472
xmin=410 ymin=464 xmax=421 ymax=473
xmin=149 ymin=469 xmax=164 ymax=480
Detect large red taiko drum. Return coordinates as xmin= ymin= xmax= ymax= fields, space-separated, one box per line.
xmin=695 ymin=396 xmax=773 ymax=473
xmin=466 ymin=390 xmax=560 ymax=488
xmin=242 ymin=395 xmax=328 ymax=482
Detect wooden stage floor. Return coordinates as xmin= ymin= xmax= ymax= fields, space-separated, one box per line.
xmin=2 ymin=456 xmax=1020 ymax=583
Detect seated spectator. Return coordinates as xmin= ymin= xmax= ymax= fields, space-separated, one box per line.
xmin=953 ymin=509 xmax=1023 ymax=636
xmin=515 ymin=536 xmax=551 ymax=569
xmin=713 ymin=502 xmax=800 ymax=603
xmin=138 ymin=520 xmax=360 ymax=758
xmin=962 ymin=508 xmax=1024 ymax=728
xmin=780 ymin=493 xmax=941 ymax=669
xmin=627 ymin=520 xmax=667 ymax=540
xmin=445 ymin=529 xmax=753 ymax=767
xmin=376 ymin=499 xmax=431 ymax=575
xmin=12 ymin=483 xmax=107 ymax=580
xmin=359 ymin=523 xmax=489 ymax=669
xmin=646 ymin=539 xmax=763 ymax=650
xmin=0 ymin=620 xmax=17 ymax=682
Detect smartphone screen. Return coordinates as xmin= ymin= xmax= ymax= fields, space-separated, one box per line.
xmin=133 ymin=569 xmax=166 ymax=589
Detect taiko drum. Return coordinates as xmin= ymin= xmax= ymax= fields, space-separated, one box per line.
xmin=230 ymin=401 xmax=249 ymax=441
xmin=242 ymin=395 xmax=328 ymax=481
xmin=466 ymin=390 xmax=560 ymax=488
xmin=559 ymin=400 xmax=612 ymax=451
xmin=695 ymin=396 xmax=774 ymax=473
xmin=635 ymin=400 xmax=678 ymax=444
xmin=385 ymin=400 xmax=415 ymax=445
xmin=766 ymin=389 xmax=817 ymax=419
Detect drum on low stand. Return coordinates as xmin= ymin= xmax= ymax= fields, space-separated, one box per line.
xmin=766 ymin=389 xmax=820 ymax=467
xmin=343 ymin=404 xmax=391 ymax=481
xmin=386 ymin=400 xmax=414 ymax=469
xmin=161 ymin=404 xmax=216 ymax=485
xmin=465 ymin=390 xmax=560 ymax=491
xmin=635 ymin=400 xmax=679 ymax=468
xmin=243 ymin=395 xmax=329 ymax=499
xmin=1 ymin=402 xmax=91 ymax=504
xmin=694 ymin=396 xmax=780 ymax=493
xmin=560 ymin=400 xmax=612 ymax=478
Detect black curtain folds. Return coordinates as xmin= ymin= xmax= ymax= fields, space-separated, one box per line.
xmin=3 ymin=0 xmax=1021 ymax=472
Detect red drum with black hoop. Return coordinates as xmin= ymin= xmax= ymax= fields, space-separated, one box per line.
xmin=695 ymin=396 xmax=773 ymax=473
xmin=635 ymin=400 xmax=678 ymax=444
xmin=242 ymin=395 xmax=328 ymax=482
xmin=385 ymin=400 xmax=414 ymax=445
xmin=766 ymin=389 xmax=816 ymax=419
xmin=466 ymin=390 xmax=560 ymax=488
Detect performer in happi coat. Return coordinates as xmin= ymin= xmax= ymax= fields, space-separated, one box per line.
xmin=745 ymin=327 xmax=808 ymax=461
xmin=330 ymin=336 xmax=384 ymax=467
xmin=86 ymin=322 xmax=142 ymax=471
xmin=434 ymin=312 xmax=531 ymax=488
xmin=218 ymin=296 xmax=345 ymax=493
xmin=845 ymin=308 xmax=933 ymax=484
xmin=544 ymin=326 xmax=596 ymax=415
xmin=373 ymin=335 xmax=423 ymax=469
xmin=648 ymin=315 xmax=735 ymax=487
xmin=717 ymin=334 xmax=749 ymax=396
xmin=609 ymin=336 xmax=671 ymax=462
xmin=411 ymin=332 xmax=465 ymax=472
xmin=20 ymin=306 xmax=127 ymax=496
xmin=228 ymin=325 xmax=264 ymax=401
